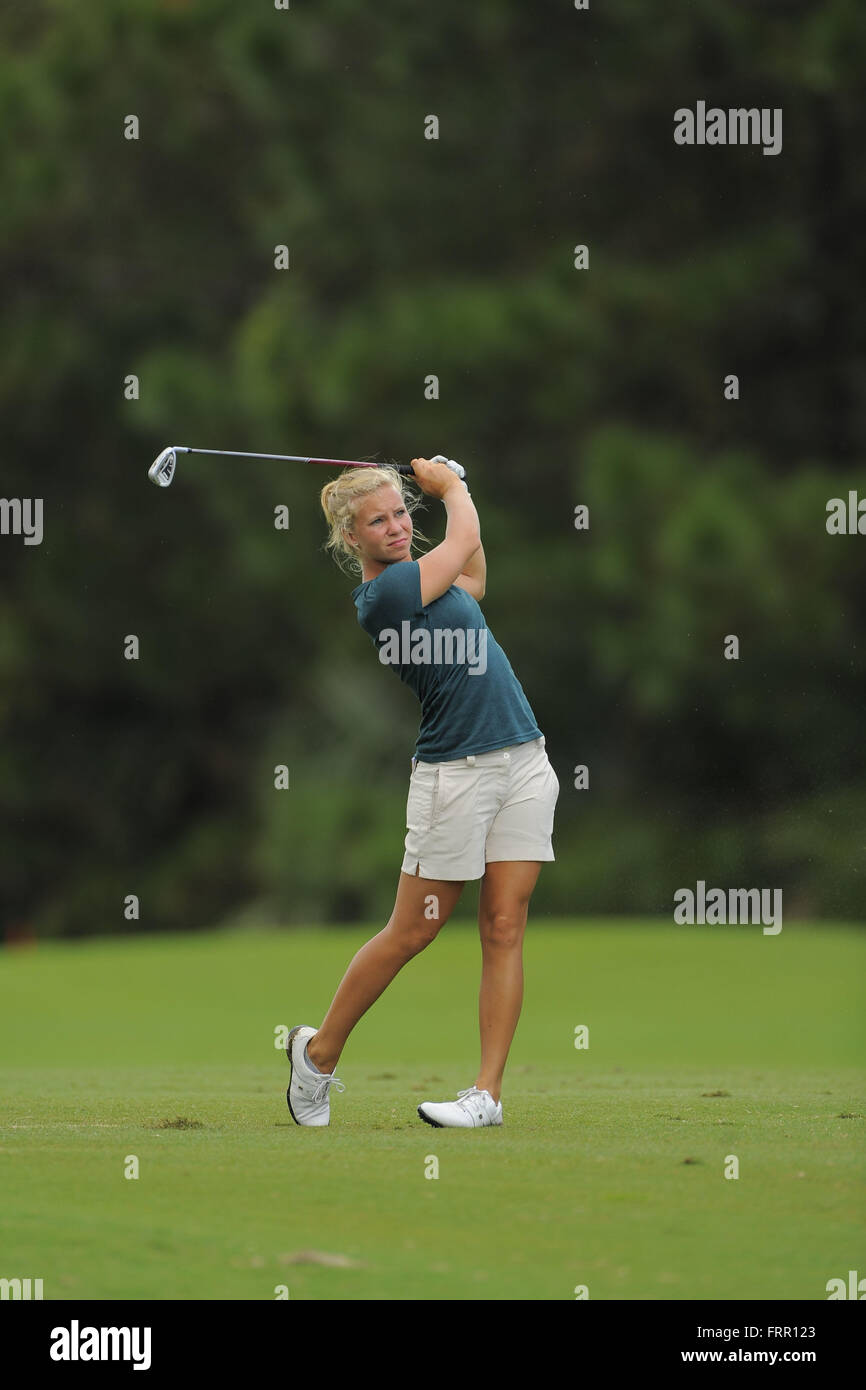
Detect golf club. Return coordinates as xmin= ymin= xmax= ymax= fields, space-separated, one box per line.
xmin=147 ymin=446 xmax=465 ymax=489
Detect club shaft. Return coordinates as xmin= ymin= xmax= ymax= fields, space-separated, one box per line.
xmin=181 ymin=447 xmax=409 ymax=471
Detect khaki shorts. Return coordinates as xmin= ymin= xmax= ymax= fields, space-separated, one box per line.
xmin=401 ymin=736 xmax=559 ymax=881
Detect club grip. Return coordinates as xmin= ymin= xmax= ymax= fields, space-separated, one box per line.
xmin=396 ymin=457 xmax=466 ymax=480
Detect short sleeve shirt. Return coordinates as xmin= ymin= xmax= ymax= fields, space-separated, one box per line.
xmin=352 ymin=559 xmax=542 ymax=762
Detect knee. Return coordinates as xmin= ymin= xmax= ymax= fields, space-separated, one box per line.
xmin=479 ymin=910 xmax=525 ymax=951
xmin=389 ymin=917 xmax=444 ymax=960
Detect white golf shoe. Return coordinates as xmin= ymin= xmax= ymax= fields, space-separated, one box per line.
xmin=285 ymin=1025 xmax=345 ymax=1127
xmin=417 ymin=1085 xmax=503 ymax=1128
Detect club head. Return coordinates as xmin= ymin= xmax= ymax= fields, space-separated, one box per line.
xmin=148 ymin=446 xmax=177 ymax=487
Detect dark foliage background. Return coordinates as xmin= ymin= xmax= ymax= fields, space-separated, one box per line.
xmin=1 ymin=0 xmax=863 ymax=935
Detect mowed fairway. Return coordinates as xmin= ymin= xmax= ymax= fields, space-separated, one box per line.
xmin=2 ymin=920 xmax=864 ymax=1301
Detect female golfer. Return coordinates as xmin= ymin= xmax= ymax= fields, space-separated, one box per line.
xmin=286 ymin=456 xmax=559 ymax=1127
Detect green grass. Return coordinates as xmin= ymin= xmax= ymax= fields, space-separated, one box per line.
xmin=1 ymin=920 xmax=864 ymax=1300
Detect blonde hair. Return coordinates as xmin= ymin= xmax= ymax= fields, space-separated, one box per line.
xmin=320 ymin=466 xmax=429 ymax=577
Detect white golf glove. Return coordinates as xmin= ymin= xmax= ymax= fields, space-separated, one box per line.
xmin=430 ymin=454 xmax=468 ymax=488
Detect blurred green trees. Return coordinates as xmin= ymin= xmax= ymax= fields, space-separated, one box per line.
xmin=1 ymin=0 xmax=863 ymax=934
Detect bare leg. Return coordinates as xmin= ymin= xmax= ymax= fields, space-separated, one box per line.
xmin=475 ymin=860 xmax=543 ymax=1103
xmin=308 ymin=871 xmax=465 ymax=1073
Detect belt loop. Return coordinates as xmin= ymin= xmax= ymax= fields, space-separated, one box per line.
xmin=466 ymin=754 xmax=475 ymax=765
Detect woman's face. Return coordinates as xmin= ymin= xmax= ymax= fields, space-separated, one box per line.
xmin=346 ymin=485 xmax=413 ymax=562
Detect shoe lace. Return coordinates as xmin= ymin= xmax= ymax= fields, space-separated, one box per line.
xmin=312 ymin=1073 xmax=346 ymax=1104
xmin=456 ymin=1086 xmax=487 ymax=1110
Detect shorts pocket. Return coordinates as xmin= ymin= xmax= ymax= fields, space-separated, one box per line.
xmin=433 ymin=762 xmax=481 ymax=830
xmin=428 ymin=768 xmax=441 ymax=829
xmin=407 ymin=764 xmax=441 ymax=835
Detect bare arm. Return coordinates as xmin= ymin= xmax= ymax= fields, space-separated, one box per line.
xmin=453 ymin=541 xmax=486 ymax=601
xmin=412 ymin=459 xmax=481 ymax=606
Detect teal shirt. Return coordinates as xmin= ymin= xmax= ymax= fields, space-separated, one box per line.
xmin=352 ymin=559 xmax=542 ymax=762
